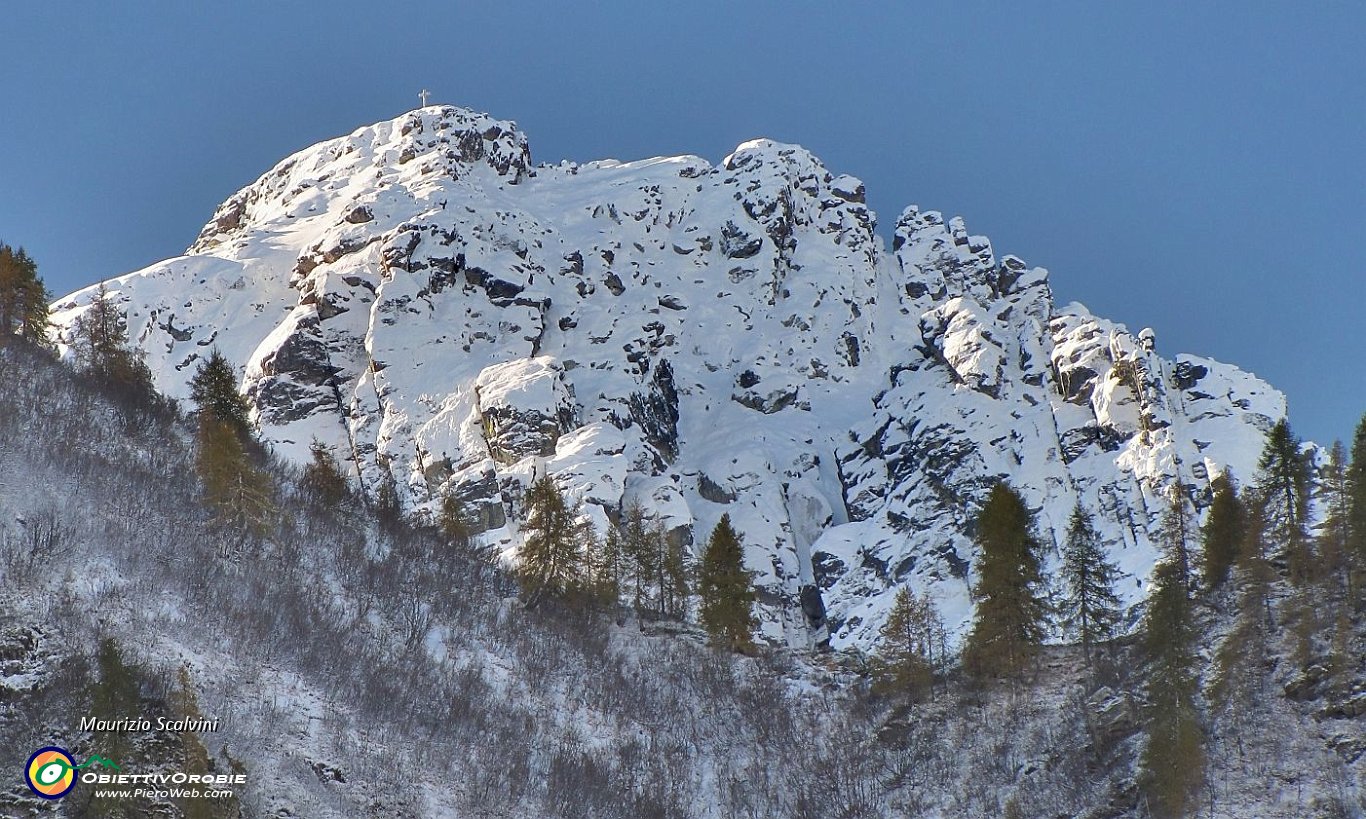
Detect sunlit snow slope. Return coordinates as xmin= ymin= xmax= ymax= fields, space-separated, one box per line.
xmin=50 ymin=106 xmax=1285 ymax=649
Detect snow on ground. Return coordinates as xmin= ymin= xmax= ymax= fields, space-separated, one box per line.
xmin=46 ymin=105 xmax=1288 ymax=653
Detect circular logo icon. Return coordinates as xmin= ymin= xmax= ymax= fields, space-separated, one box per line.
xmin=25 ymin=747 xmax=77 ymax=799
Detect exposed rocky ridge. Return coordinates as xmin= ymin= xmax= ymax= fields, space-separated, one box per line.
xmin=49 ymin=105 xmax=1285 ymax=649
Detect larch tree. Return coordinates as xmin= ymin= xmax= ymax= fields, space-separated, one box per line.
xmin=1317 ymin=441 xmax=1352 ymax=588
xmin=169 ymin=664 xmax=231 ymax=819
xmin=876 ymin=585 xmax=945 ymax=700
xmin=72 ymin=282 xmax=156 ymax=400
xmin=697 ymin=514 xmax=757 ymax=653
xmin=1255 ymin=418 xmax=1313 ymax=585
xmin=1238 ymin=485 xmax=1278 ymax=626
xmin=72 ymin=282 xmax=122 ymax=367
xmin=617 ymin=503 xmax=691 ymax=618
xmin=1058 ymin=502 xmax=1121 ymax=669
xmin=1137 ymin=558 xmax=1205 ymax=819
xmin=421 ymin=490 xmax=473 ymax=582
xmin=961 ymin=481 xmax=1050 ymax=683
xmin=1157 ymin=482 xmax=1194 ymax=593
xmin=518 ymin=476 xmax=583 ymax=604
xmin=660 ymin=533 xmax=692 ymax=620
xmin=190 ymin=350 xmax=273 ymax=543
xmin=301 ymin=439 xmax=351 ymax=508
xmin=573 ymin=515 xmax=602 ymax=601
xmin=591 ymin=523 xmax=627 ymax=606
xmin=196 ymin=414 xmax=275 ymax=545
xmin=1348 ymin=414 xmax=1366 ymax=583
xmin=0 ymin=242 xmax=50 ymax=345
xmin=621 ymin=502 xmax=662 ymax=613
xmin=1200 ymin=473 xmax=1246 ymax=589
xmin=1208 ymin=479 xmax=1277 ymax=716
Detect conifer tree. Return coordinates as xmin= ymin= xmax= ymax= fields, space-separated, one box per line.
xmin=643 ymin=516 xmax=669 ymax=616
xmin=0 ymin=242 xmax=50 ymax=345
xmin=1238 ymin=486 xmax=1278 ymax=626
xmin=1317 ymin=441 xmax=1351 ymax=587
xmin=962 ymin=482 xmax=1049 ymax=681
xmin=573 ymin=514 xmax=601 ymax=602
xmin=698 ymin=514 xmax=757 ymax=652
xmin=168 ymin=664 xmax=234 ymax=819
xmin=189 ymin=348 xmax=273 ymax=544
xmin=72 ymin=282 xmax=156 ymax=399
xmin=1206 ymin=483 xmax=1278 ymax=721
xmin=301 ymin=439 xmax=350 ymax=507
xmin=437 ymin=492 xmax=471 ymax=544
xmin=621 ymin=502 xmax=662 ymax=612
xmin=875 ymin=585 xmax=945 ymax=699
xmin=417 ymin=491 xmax=471 ymax=581
xmin=1348 ymin=413 xmax=1366 ymax=572
xmin=189 ymin=347 xmax=252 ymax=441
xmin=89 ymin=638 xmax=141 ymax=764
xmin=616 ymin=503 xmax=691 ymax=618
xmin=1208 ymin=479 xmax=1277 ymax=733
xmin=73 ymin=282 xmax=123 ymax=367
xmin=1137 ymin=559 xmax=1205 ymax=819
xmin=21 ymin=281 xmax=50 ymax=345
xmin=1209 ymin=520 xmax=1273 ymax=715
xmin=1157 ymin=482 xmax=1194 ymax=593
xmin=1255 ymin=419 xmax=1313 ymax=584
xmin=196 ymin=416 xmax=275 ymax=544
xmin=374 ymin=467 xmax=404 ymax=530
xmin=661 ymin=533 xmax=693 ymax=620
xmin=592 ymin=523 xmax=627 ymax=606
xmin=1059 ymin=502 xmax=1121 ymax=667
xmin=518 ymin=476 xmax=583 ymax=603
xmin=1201 ymin=473 xmax=1246 ymax=589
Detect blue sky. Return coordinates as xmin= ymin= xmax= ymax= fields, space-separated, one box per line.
xmin=1 ymin=2 xmax=1361 ymax=444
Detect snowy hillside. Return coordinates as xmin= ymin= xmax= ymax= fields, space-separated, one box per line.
xmin=49 ymin=105 xmax=1286 ymax=649
xmin=4 ymin=343 xmax=1358 ymax=819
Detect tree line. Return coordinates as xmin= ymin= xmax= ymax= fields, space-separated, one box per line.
xmin=0 ymin=246 xmax=765 ymax=654
xmin=514 ymin=475 xmax=759 ymax=653
xmin=871 ymin=413 xmax=1366 ymax=819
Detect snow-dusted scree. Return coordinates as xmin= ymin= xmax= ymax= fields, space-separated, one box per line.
xmin=50 ymin=105 xmax=1284 ymax=650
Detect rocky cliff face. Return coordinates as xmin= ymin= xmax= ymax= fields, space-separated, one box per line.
xmin=49 ymin=106 xmax=1284 ymax=649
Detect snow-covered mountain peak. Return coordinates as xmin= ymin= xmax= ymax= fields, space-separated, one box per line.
xmin=190 ymin=105 xmax=530 ymax=254
xmin=49 ymin=104 xmax=1286 ymax=651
